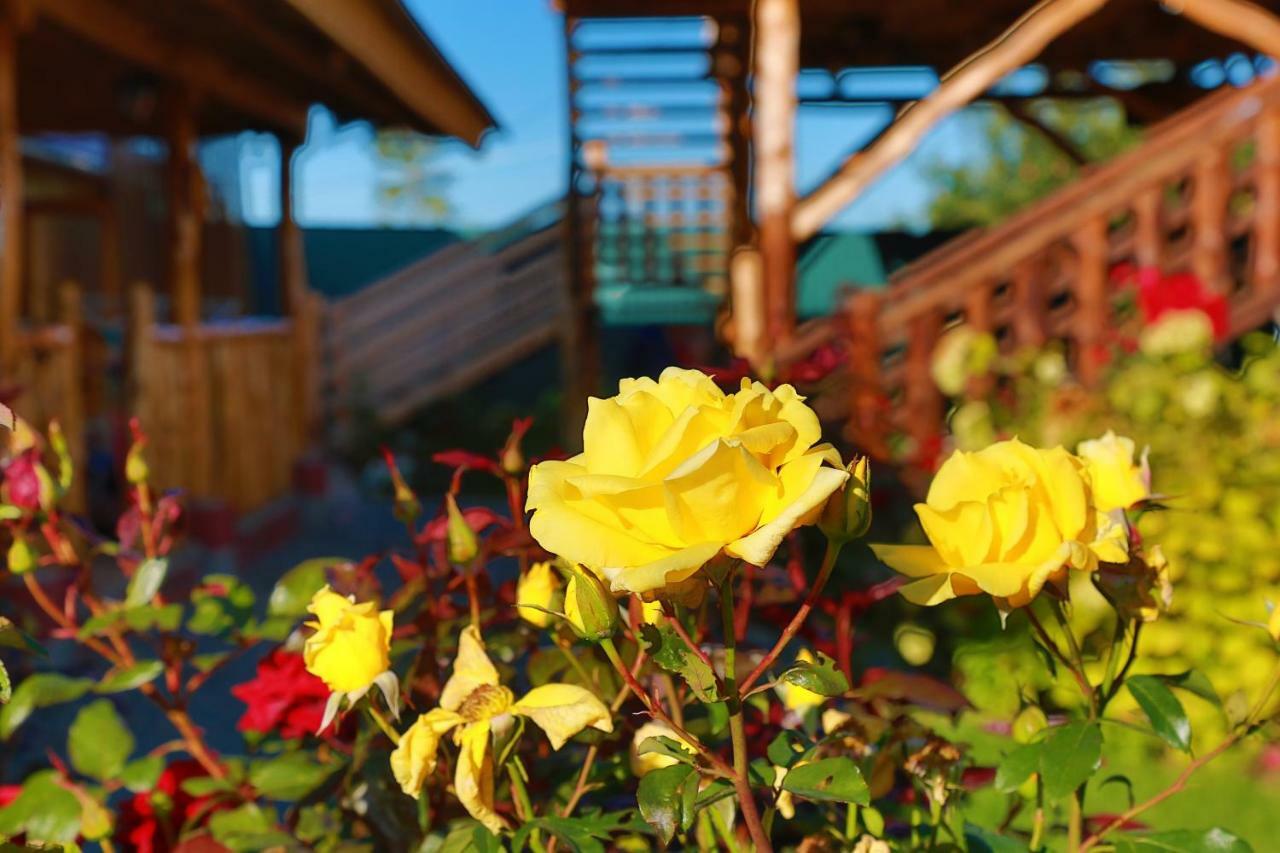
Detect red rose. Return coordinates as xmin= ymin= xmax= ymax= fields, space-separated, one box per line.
xmin=1129 ymin=266 xmax=1229 ymax=339
xmin=231 ymin=649 xmax=330 ymax=739
xmin=115 ymin=760 xmax=222 ymax=853
xmin=3 ymin=450 xmax=42 ymax=511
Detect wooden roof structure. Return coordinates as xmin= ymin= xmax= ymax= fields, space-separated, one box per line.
xmin=17 ymin=0 xmax=494 ymax=144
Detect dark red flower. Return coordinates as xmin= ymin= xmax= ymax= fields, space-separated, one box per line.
xmin=789 ymin=343 xmax=844 ymax=384
xmin=701 ymin=358 xmax=756 ymax=388
xmin=114 ymin=760 xmax=221 ymax=853
xmin=231 ymin=649 xmax=330 ymax=739
xmin=3 ymin=450 xmax=42 ymax=511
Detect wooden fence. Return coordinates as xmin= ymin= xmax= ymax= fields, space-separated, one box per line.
xmin=781 ymin=71 xmax=1280 ymax=461
xmin=322 ymin=224 xmax=566 ymax=428
xmin=130 ymin=285 xmax=314 ymax=511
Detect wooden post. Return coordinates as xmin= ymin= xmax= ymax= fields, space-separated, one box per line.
xmin=964 ymin=281 xmax=996 ymax=398
xmin=1254 ymin=108 xmax=1280 ymax=298
xmin=753 ymin=0 xmax=799 ymax=356
xmin=1073 ymin=216 xmax=1110 ymax=385
xmin=844 ymin=291 xmax=889 ymax=459
xmin=280 ymin=137 xmax=313 ymax=445
xmin=904 ymin=308 xmax=944 ymax=462
xmin=166 ymin=84 xmax=203 ymax=328
xmin=1011 ymin=256 xmax=1048 ymax=348
xmin=0 ymin=8 xmax=20 ymax=372
xmin=1132 ymin=187 xmax=1163 ymax=270
xmin=1191 ymin=147 xmax=1230 ymax=295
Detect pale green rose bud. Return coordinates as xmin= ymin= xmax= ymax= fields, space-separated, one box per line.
xmin=445 ymin=494 xmax=479 ymax=565
xmin=819 ymin=456 xmax=872 ymax=544
xmin=563 ymin=564 xmax=619 ymax=642
xmin=7 ymin=537 xmax=37 ymax=575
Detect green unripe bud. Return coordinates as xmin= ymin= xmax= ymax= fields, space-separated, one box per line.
xmin=6 ymin=537 xmax=37 ymax=575
xmin=1012 ymin=705 xmax=1048 ymax=744
xmin=563 ymin=564 xmax=619 ymax=642
xmin=445 ymin=494 xmax=479 ymax=564
xmin=819 ymin=455 xmax=872 ymax=543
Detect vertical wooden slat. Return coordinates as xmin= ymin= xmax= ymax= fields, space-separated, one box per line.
xmin=1191 ymin=147 xmax=1231 ymax=295
xmin=904 ymin=308 xmax=944 ymax=461
xmin=964 ymin=280 xmax=996 ymax=398
xmin=1011 ymin=256 xmax=1047 ymax=348
xmin=1073 ymin=216 xmax=1110 ymax=385
xmin=845 ymin=291 xmax=888 ymax=458
xmin=58 ymin=281 xmax=85 ymax=511
xmin=280 ymin=138 xmax=312 ymax=447
xmin=0 ymin=9 xmax=21 ymax=371
xmin=1253 ymin=108 xmax=1280 ymax=298
xmin=166 ymin=84 xmax=203 ymax=328
xmin=1132 ymin=187 xmax=1163 ymax=270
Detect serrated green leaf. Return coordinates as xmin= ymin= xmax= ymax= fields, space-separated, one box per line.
xmin=994 ymin=742 xmax=1041 ymax=792
xmin=125 ymin=557 xmax=168 ymax=607
xmin=1127 ymin=675 xmax=1191 ymax=752
xmin=1112 ymin=827 xmax=1253 ymax=852
xmin=637 ymin=735 xmax=696 ymax=767
xmin=0 ymin=673 xmax=94 ymax=739
xmin=1039 ymin=721 xmax=1102 ymax=800
xmin=121 ymin=755 xmax=166 ymax=792
xmin=637 ymin=764 xmax=697 ymax=844
xmin=68 ymin=699 xmax=134 ymax=781
xmin=780 ymin=757 xmax=870 ymax=804
xmin=268 ymin=558 xmax=337 ymax=618
xmin=248 ymin=752 xmax=336 ymax=801
xmin=96 ymin=660 xmax=164 ymax=694
xmin=779 ymin=651 xmax=849 ymax=697
xmin=638 ymin=624 xmax=718 ymax=702
xmin=0 ymin=769 xmax=82 ymax=844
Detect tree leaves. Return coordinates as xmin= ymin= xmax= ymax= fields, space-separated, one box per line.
xmin=1039 ymin=721 xmax=1102 ymax=800
xmin=780 ymin=757 xmax=870 ymax=804
xmin=1127 ymin=675 xmax=1192 ymax=752
xmin=779 ymin=651 xmax=849 ymax=697
xmin=68 ymin=699 xmax=134 ymax=781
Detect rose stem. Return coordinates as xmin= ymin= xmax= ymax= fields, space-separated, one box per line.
xmin=720 ymin=576 xmax=774 ymax=853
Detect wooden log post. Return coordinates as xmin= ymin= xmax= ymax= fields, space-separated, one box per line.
xmin=0 ymin=7 xmax=20 ymax=372
xmin=1253 ymin=108 xmax=1280 ymax=299
xmin=1011 ymin=256 xmax=1048 ymax=349
xmin=1132 ymin=187 xmax=1164 ymax=270
xmin=753 ymin=0 xmax=799 ymax=357
xmin=1191 ymin=147 xmax=1230 ymax=296
xmin=903 ymin=308 xmax=944 ymax=464
xmin=1073 ymin=216 xmax=1110 ymax=385
xmin=844 ymin=291 xmax=889 ymax=459
xmin=280 ymin=137 xmax=314 ymax=448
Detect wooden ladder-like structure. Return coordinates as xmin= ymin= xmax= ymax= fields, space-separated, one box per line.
xmin=785 ymin=72 xmax=1280 ymax=461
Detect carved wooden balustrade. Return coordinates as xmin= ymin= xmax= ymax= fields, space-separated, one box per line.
xmin=782 ymin=72 xmax=1280 ymax=463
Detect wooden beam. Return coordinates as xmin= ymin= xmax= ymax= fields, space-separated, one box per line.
xmin=792 ymin=0 xmax=1113 ymax=241
xmin=32 ymin=0 xmax=310 ymax=135
xmin=280 ymin=138 xmax=314 ymax=444
xmin=753 ymin=0 xmax=800 ymax=354
xmin=166 ymin=84 xmax=202 ymax=329
xmin=1166 ymin=0 xmax=1280 ymax=56
xmin=0 ymin=8 xmax=20 ymax=371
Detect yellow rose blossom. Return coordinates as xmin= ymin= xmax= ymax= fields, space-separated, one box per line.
xmin=303 ymin=585 xmax=399 ymax=732
xmin=391 ymin=626 xmax=613 ymax=833
xmin=775 ymin=649 xmax=826 ymax=713
xmin=872 ymin=439 xmax=1128 ymax=610
xmin=629 ymin=720 xmax=692 ymax=776
xmin=526 ymin=367 xmax=849 ymax=598
xmin=1077 ymin=431 xmax=1149 ymax=513
xmin=515 ymin=561 xmax=560 ymax=629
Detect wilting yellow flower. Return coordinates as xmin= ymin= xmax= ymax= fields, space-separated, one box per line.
xmin=1077 ymin=431 xmax=1149 ymax=513
xmin=630 ymin=720 xmax=692 ymax=776
xmin=775 ymin=649 xmax=826 ymax=713
xmin=304 ymin=586 xmax=392 ymax=692
xmin=515 ymin=561 xmax=560 ymax=628
xmin=872 ymin=439 xmax=1127 ymax=609
xmin=526 ymin=368 xmax=848 ymax=597
xmin=391 ymin=626 xmax=612 ymax=833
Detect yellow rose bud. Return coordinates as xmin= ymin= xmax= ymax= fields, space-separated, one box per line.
xmin=873 ymin=438 xmax=1126 ymax=610
xmin=445 ymin=494 xmax=479 ymax=565
xmin=6 ymin=537 xmax=37 ymax=575
xmin=124 ymin=440 xmax=149 ymax=486
xmin=516 ymin=561 xmax=561 ymax=629
xmin=526 ymin=368 xmax=849 ymax=597
xmin=1011 ymin=706 xmax=1048 ymax=744
xmin=1077 ymin=431 xmax=1149 ymax=513
xmin=563 ymin=565 xmax=619 ymax=642
xmin=630 ymin=720 xmax=692 ymax=776
xmin=303 ymin=585 xmax=394 ymax=694
xmin=819 ymin=455 xmax=871 ymax=544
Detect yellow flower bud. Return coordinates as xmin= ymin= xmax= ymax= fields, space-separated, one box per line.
xmin=6 ymin=537 xmax=37 ymax=575
xmin=563 ymin=565 xmax=618 ymax=642
xmin=445 ymin=494 xmax=479 ymax=565
xmin=1077 ymin=431 xmax=1150 ymax=513
xmin=819 ymin=456 xmax=872 ymax=544
xmin=1011 ymin=706 xmax=1048 ymax=744
xmin=630 ymin=720 xmax=691 ymax=776
xmin=516 ymin=561 xmax=561 ymax=629
xmin=303 ymin=585 xmax=394 ymax=694
xmin=125 ymin=439 xmax=149 ymax=486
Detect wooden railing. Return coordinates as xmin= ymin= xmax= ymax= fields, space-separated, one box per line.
xmin=784 ymin=72 xmax=1280 ymax=460
xmin=3 ymin=281 xmax=85 ymax=509
xmin=322 ymin=223 xmax=565 ymax=428
xmin=130 ymin=285 xmax=314 ymax=511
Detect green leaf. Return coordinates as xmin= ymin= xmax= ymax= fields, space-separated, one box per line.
xmin=1039 ymin=721 xmax=1102 ymax=800
xmin=779 ymin=651 xmax=850 ymax=697
xmin=1112 ymin=827 xmax=1253 ymax=852
xmin=994 ymin=742 xmax=1042 ymax=793
xmin=766 ymin=730 xmax=808 ymax=768
xmin=268 ymin=558 xmax=338 ymax=618
xmin=208 ymin=803 xmax=293 ymax=852
xmin=636 ymin=764 xmax=697 ymax=844
xmin=0 ymin=673 xmax=94 ymax=739
xmin=0 ymin=617 xmax=45 ymax=656
xmin=68 ymin=699 xmax=135 ymax=781
xmin=121 ymin=755 xmax=166 ymax=792
xmin=0 ymin=770 xmax=82 ymax=844
xmin=125 ymin=557 xmax=169 ymax=607
xmin=637 ymin=735 xmax=696 ymax=767
xmin=965 ymin=823 xmax=1028 ymax=852
xmin=248 ymin=752 xmax=336 ymax=801
xmin=0 ymin=659 xmax=9 ymax=705
xmin=1157 ymin=670 xmax=1222 ymax=709
xmin=188 ymin=574 xmax=256 ymax=636
xmin=96 ymin=660 xmax=165 ymax=694
xmin=1127 ymin=675 xmax=1192 ymax=752
xmin=780 ymin=757 xmax=870 ymax=805
xmin=639 ymin=624 xmax=719 ymax=702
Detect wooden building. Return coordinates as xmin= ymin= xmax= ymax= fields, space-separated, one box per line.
xmin=560 ymin=0 xmax=1280 ymax=454
xmin=0 ymin=0 xmax=493 ymax=511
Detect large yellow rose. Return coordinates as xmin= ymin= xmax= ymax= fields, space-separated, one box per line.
xmin=1076 ymin=431 xmax=1149 ymax=513
xmin=872 ymin=439 xmax=1128 ymax=609
xmin=526 ymin=368 xmax=849 ymax=597
xmin=303 ymin=586 xmax=394 ymax=694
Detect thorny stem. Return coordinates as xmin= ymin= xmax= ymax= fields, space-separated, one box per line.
xmin=720 ymin=577 xmax=774 ymax=853
xmin=740 ymin=539 xmax=843 ymax=695
xmin=464 ymin=559 xmax=483 ymax=629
